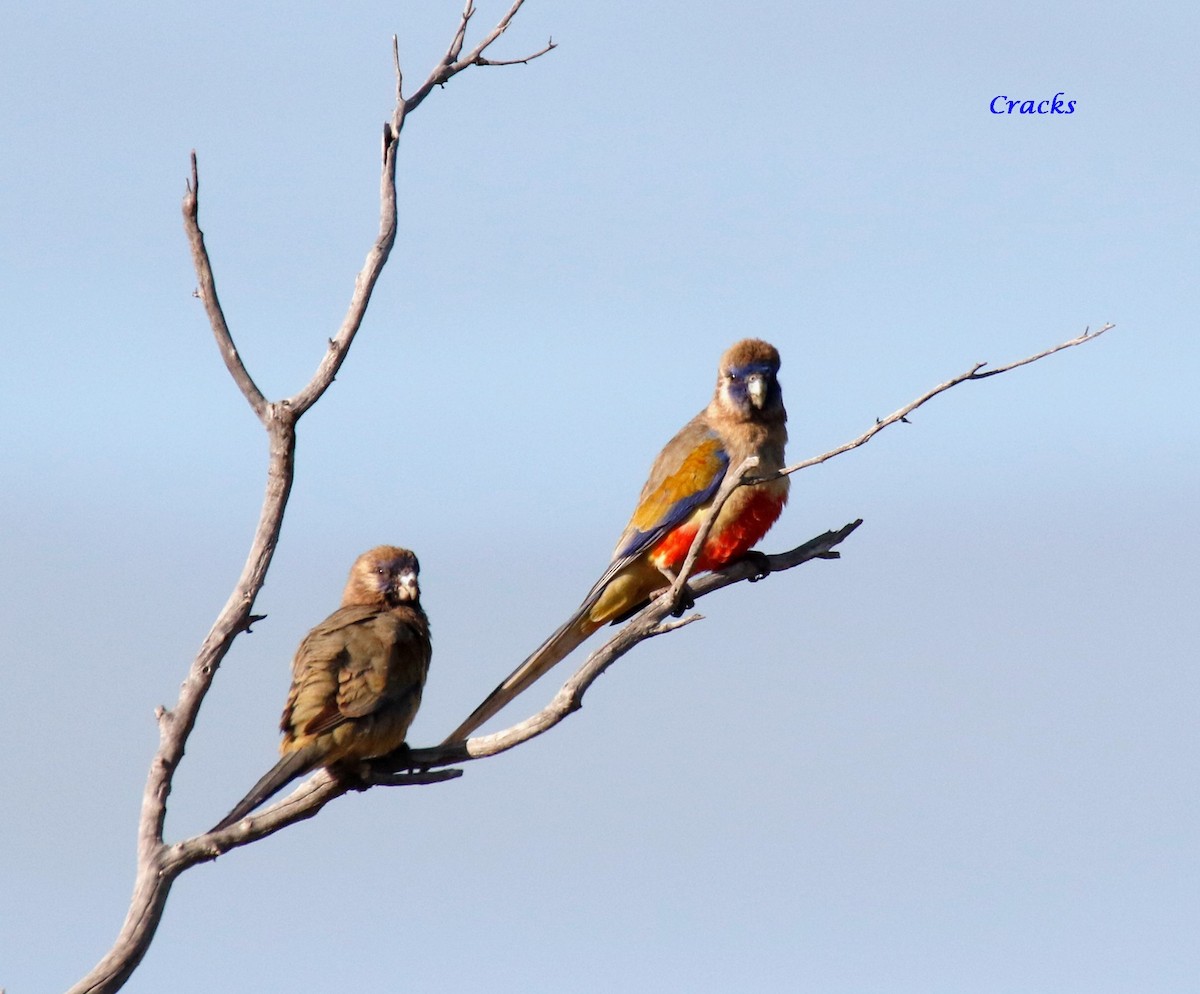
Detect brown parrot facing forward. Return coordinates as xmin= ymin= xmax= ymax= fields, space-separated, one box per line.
xmin=211 ymin=546 xmax=431 ymax=832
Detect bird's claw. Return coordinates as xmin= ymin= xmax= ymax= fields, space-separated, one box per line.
xmin=670 ymin=584 xmax=696 ymax=617
xmin=359 ymin=743 xmax=416 ymax=780
xmin=743 ymin=550 xmax=772 ymax=582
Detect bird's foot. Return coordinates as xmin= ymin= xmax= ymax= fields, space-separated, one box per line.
xmin=348 ymin=745 xmax=418 ymax=788
xmin=668 ymin=583 xmax=696 ymax=617
xmin=742 ymin=550 xmax=772 ymax=582
xmin=654 ymin=565 xmax=696 ymax=617
xmin=374 ymin=743 xmax=417 ymax=773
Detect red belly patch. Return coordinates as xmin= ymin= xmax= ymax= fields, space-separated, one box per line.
xmin=650 ymin=490 xmax=785 ymax=573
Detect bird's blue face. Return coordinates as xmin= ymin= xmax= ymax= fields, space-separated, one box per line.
xmin=720 ymin=360 xmax=782 ymax=417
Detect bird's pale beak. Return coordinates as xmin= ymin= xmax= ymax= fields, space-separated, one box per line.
xmin=397 ymin=570 xmax=419 ymax=600
xmin=746 ymin=373 xmax=767 ymax=409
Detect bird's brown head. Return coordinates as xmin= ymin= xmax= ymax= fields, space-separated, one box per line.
xmin=343 ymin=545 xmax=421 ymax=608
xmin=714 ymin=338 xmax=785 ymax=423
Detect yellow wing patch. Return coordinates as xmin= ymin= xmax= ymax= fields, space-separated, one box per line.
xmin=628 ymin=435 xmax=727 ymax=534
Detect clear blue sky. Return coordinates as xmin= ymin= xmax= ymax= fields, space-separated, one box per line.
xmin=2 ymin=2 xmax=1197 ymax=992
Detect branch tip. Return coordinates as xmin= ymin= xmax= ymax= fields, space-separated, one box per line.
xmin=780 ymin=325 xmax=1114 ymax=478
xmin=652 ymin=614 xmax=703 ymax=636
xmin=242 ymin=613 xmax=267 ymax=634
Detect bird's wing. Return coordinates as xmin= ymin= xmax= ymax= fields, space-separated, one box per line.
xmin=284 ymin=606 xmax=424 ymax=738
xmin=611 ymin=419 xmax=727 ymax=555
xmin=334 ymin=612 xmax=429 ymax=721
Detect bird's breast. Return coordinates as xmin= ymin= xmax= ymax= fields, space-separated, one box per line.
xmin=649 ymin=479 xmax=788 ymax=573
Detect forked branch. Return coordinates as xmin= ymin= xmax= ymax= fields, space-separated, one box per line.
xmin=405 ymin=0 xmax=556 ymax=113
xmin=67 ymin=6 xmax=550 ymax=993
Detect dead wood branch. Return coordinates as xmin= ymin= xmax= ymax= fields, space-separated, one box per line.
xmin=777 ymin=324 xmax=1116 ymax=479
xmin=411 ymin=519 xmax=866 ymax=765
xmin=66 ymin=7 xmax=548 ymax=993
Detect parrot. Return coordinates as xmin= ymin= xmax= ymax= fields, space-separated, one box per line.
xmin=443 ymin=338 xmax=787 ymax=744
xmin=212 ymin=545 xmax=431 ymax=831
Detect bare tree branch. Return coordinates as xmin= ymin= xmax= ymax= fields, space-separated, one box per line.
xmin=66 ymin=6 xmax=550 ymax=992
xmin=473 ymin=39 xmax=557 ymax=67
xmin=411 ymin=519 xmax=867 ymax=765
xmin=287 ymin=56 xmax=406 ymax=418
xmin=168 ymin=767 xmax=464 ymax=864
xmin=183 ymin=154 xmax=269 ymax=422
xmin=446 ymin=0 xmax=475 ymax=64
xmin=777 ymin=323 xmax=1116 ymax=478
xmin=404 ymin=0 xmax=556 ymax=115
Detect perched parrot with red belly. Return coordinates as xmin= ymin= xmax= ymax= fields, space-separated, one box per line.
xmin=443 ymin=338 xmax=789 ymax=744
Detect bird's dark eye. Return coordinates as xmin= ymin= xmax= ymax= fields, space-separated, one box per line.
xmin=376 ymin=566 xmax=387 ymax=575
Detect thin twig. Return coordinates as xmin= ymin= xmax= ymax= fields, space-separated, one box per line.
xmin=458 ymin=0 xmax=537 ymax=65
xmin=474 ymin=39 xmax=556 ymax=67
xmin=404 ymin=0 xmax=555 ymax=114
xmin=777 ymin=323 xmax=1115 ymax=478
xmin=447 ymin=0 xmax=474 ymax=64
xmin=183 ymin=152 xmax=268 ymax=422
xmin=665 ymin=455 xmax=759 ymax=610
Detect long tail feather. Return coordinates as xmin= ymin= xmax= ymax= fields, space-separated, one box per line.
xmin=210 ymin=747 xmax=316 ymax=833
xmin=441 ymin=609 xmax=601 ymax=744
